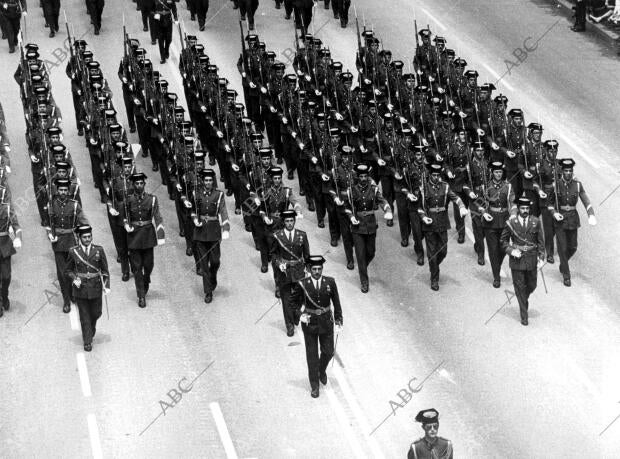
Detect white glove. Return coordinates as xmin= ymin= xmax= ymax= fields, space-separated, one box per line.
xmin=279 ymin=263 xmax=287 ymax=272
xmin=350 ymin=216 xmax=360 ymax=225
xmin=459 ymin=207 xmax=469 ymax=218
xmin=176 ymin=183 xmax=182 ymax=192
xmin=334 ymin=197 xmax=344 ymax=206
xmin=448 ymin=100 xmax=456 ymax=107
xmin=232 ymin=164 xmax=240 ymax=172
xmin=447 ymin=171 xmax=455 ymax=179
xmin=538 ymin=190 xmax=547 ymax=199
xmin=315 ymin=90 xmax=322 ymax=97
xmin=108 ymin=207 xmax=119 ymax=216
xmin=511 ymin=248 xmax=522 ymax=258
xmin=73 ymin=278 xmax=82 ymax=288
xmin=374 ymin=88 xmax=381 ymax=96
xmin=468 ymin=192 xmax=477 ymax=200
xmin=263 ymin=216 xmax=273 ymax=225
xmin=298 ymin=142 xmax=305 ymax=149
xmin=394 ymin=173 xmax=403 ymax=180
xmin=291 ymin=131 xmax=297 ymax=139
xmin=122 ymin=77 xmax=128 ymax=84
xmin=193 ymin=217 xmax=203 ymax=227
xmin=249 ymin=82 xmax=257 ymax=89
xmin=321 ymin=173 xmax=330 ymax=182
xmin=21 ymin=10 xmax=26 ymax=15
xmin=483 ymin=212 xmax=493 ymax=222
xmin=363 ymin=78 xmax=371 ymax=85
xmin=422 ymin=216 xmax=433 ymax=225
xmin=553 ymin=212 xmax=564 ymax=222
xmin=89 ymin=138 xmax=97 ymax=145
xmin=523 ymin=171 xmax=533 ymax=179
xmin=311 ymin=157 xmax=318 ymax=164
xmin=537 ymin=258 xmax=544 ymax=270
xmin=492 ymin=142 xmax=499 ymax=150
xmin=506 ymin=150 xmax=516 ymax=159
xmin=335 ymin=113 xmax=343 ymax=121
xmin=422 ymin=139 xmax=429 ymax=147
xmin=459 ymin=111 xmax=467 ymax=119
xmin=588 ymin=215 xmax=597 ymax=226
xmin=305 ymin=75 xmax=311 ymax=82
xmin=76 ymin=89 xmax=82 ymax=96
xmin=30 ymin=155 xmax=39 ymax=163
xmin=103 ymin=288 xmax=111 ymax=295
xmin=241 ymin=72 xmax=247 ymax=78
xmin=157 ymin=238 xmax=165 ymax=246
xmin=435 ymin=154 xmax=443 ymax=162
xmin=296 ymin=70 xmax=304 ymax=76
xmin=399 ymin=117 xmax=408 ymax=125
xmin=210 ymin=120 xmax=215 ymax=127
xmin=384 ymin=211 xmax=393 ymax=220
xmin=416 ymin=70 xmax=423 ymax=76
xmin=201 ymin=106 xmax=207 ymax=113
xmin=428 ymin=76 xmax=435 ymax=83
xmin=300 ymin=312 xmax=310 ymax=324
xmin=154 ymin=13 xmax=161 ymax=20
xmin=407 ymin=193 xmax=417 ymax=202
xmin=48 ymin=234 xmax=58 ymax=243
xmin=477 ymin=129 xmax=485 ymax=136
xmin=12 ymin=239 xmax=21 ymax=249
xmin=351 ymin=126 xmax=359 ymax=133
xmin=225 ymin=145 xmax=231 ymax=152
xmin=254 ymin=197 xmax=261 ymax=206
xmin=184 ymin=200 xmax=192 ymax=209
xmin=282 ymin=117 xmax=288 ymax=125
xmin=296 ymin=212 xmax=304 ymax=219
xmin=222 ymin=230 xmax=230 ymax=240
xmin=124 ymin=223 xmax=135 ymax=232
xmin=377 ymin=159 xmax=386 ymax=167
xmin=269 ymin=106 xmax=277 ymax=113
xmin=359 ymin=146 xmax=367 ymax=153
xmin=260 ymin=87 xmax=268 ymax=94
xmin=437 ymin=87 xmax=445 ymax=94
xmin=216 ymin=131 xmax=224 ymax=139
xmin=386 ymin=103 xmax=394 ymax=111
xmin=334 ymin=324 xmax=343 ymax=333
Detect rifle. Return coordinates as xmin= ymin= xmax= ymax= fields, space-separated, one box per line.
xmin=40 ymin=117 xmax=54 ymax=237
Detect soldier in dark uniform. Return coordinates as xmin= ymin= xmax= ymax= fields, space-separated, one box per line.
xmin=329 ymin=145 xmax=356 ymax=270
xmin=293 ymin=0 xmax=314 ymax=36
xmin=65 ymin=225 xmax=110 ymax=352
xmin=121 ymin=172 xmax=165 ymax=308
xmin=153 ymin=0 xmax=177 ymax=64
xmin=418 ymin=163 xmax=468 ymax=291
xmin=238 ymin=0 xmax=259 ymax=31
xmin=195 ymin=0 xmax=209 ymax=31
xmin=408 ymin=408 xmax=453 ymax=459
xmin=138 ymin=0 xmax=157 ymax=44
xmin=270 ymin=209 xmax=310 ymax=336
xmin=480 ymin=161 xmax=516 ymax=288
xmin=546 ymin=158 xmax=596 ymax=287
xmin=190 ymin=168 xmax=230 ymax=304
xmin=0 ymin=0 xmax=26 ymax=53
xmin=41 ymin=0 xmax=59 ymax=37
xmin=500 ymin=197 xmax=545 ymax=326
xmin=292 ymin=255 xmax=342 ymax=398
xmin=0 ymin=198 xmax=22 ymax=317
xmin=86 ymin=0 xmax=104 ymax=34
xmin=345 ymin=164 xmax=392 ymax=293
xmin=44 ymin=178 xmax=89 ymax=313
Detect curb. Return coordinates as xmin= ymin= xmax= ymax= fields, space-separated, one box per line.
xmin=549 ymin=0 xmax=620 ymax=46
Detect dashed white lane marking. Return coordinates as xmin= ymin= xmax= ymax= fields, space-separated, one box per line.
xmin=209 ymin=402 xmax=239 ymax=459
xmin=421 ymin=8 xmax=447 ymax=31
xmin=324 ymin=385 xmax=367 ymax=459
xmin=332 ymin=365 xmax=386 ymax=459
xmin=87 ymin=414 xmax=103 ymax=459
xmin=557 ymin=132 xmax=601 ymax=170
xmin=69 ymin=306 xmax=80 ymax=330
xmin=76 ymin=353 xmax=92 ymax=397
xmin=481 ymin=62 xmax=515 ymax=92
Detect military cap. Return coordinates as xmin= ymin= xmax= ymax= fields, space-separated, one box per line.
xmin=259 ymin=42 xmax=266 ymax=50
xmin=158 ymin=79 xmax=169 ymax=89
xmin=250 ymin=133 xmax=264 ymax=142
xmin=312 ymin=38 xmax=323 ymax=47
xmin=403 ymin=73 xmax=416 ymax=82
xmin=135 ymin=48 xmax=147 ymax=57
xmin=273 ymin=62 xmax=286 ymax=71
xmin=433 ymin=36 xmax=446 ymax=44
xmin=284 ymin=73 xmax=297 ymax=84
xmin=543 ymin=140 xmax=559 ymax=150
xmin=128 ymin=38 xmax=140 ymax=48
xmin=218 ymin=77 xmax=229 ymax=87
xmin=47 ymin=127 xmax=62 ymax=136
xmin=415 ymin=409 xmax=439 ymax=424
xmin=418 ymin=29 xmax=431 ymax=38
xmin=429 ymin=163 xmax=443 ymax=173
xmin=183 ymin=136 xmax=195 ymax=146
xmin=559 ymin=158 xmax=575 ymax=170
xmin=234 ymin=103 xmax=245 ymax=112
xmin=355 ymin=164 xmax=371 ymax=175
xmin=330 ymin=61 xmax=343 ymax=70
xmin=489 ymin=161 xmax=504 ymax=171
xmin=400 ymin=127 xmax=414 ymax=137
xmin=75 ymin=225 xmax=93 ymax=235
xmin=494 ymin=94 xmax=508 ymax=105
xmin=74 ymin=39 xmax=88 ymax=48
xmin=25 ymin=43 xmax=39 ymax=52
xmin=121 ymin=157 xmax=134 ymax=166
xmin=315 ymin=112 xmax=326 ymax=121
xmin=54 ymin=161 xmax=70 ymax=171
xmin=259 ymin=148 xmax=273 ymax=158
xmin=186 ymin=34 xmax=197 ymax=42
xmin=179 ymin=121 xmax=192 ymax=130
xmin=321 ymin=49 xmax=332 ymax=59
xmin=114 ymin=141 xmax=128 ymax=150
xmin=307 ymin=255 xmax=326 ymax=266
xmin=108 ymin=124 xmax=122 ymax=133
xmin=306 ymin=100 xmax=317 ymax=109
xmin=174 ymin=106 xmax=185 ymax=115
xmin=26 ymin=50 xmax=39 ymax=59
xmin=130 ymin=172 xmax=147 ymax=182
xmin=438 ymin=110 xmax=452 ymax=119
xmin=390 ymin=60 xmax=404 ymax=70
xmin=54 ymin=178 xmax=71 ymax=188
xmin=383 ymin=112 xmax=393 ymax=121
xmin=329 ymin=127 xmax=341 ymax=136
xmin=166 ymin=93 xmax=178 ymax=103
xmin=298 ymin=90 xmax=307 ymax=99
xmin=266 ymin=51 xmax=277 ymax=59
xmin=142 ymin=60 xmax=153 ymax=71
xmin=361 ymin=30 xmax=374 ymax=39
xmin=268 ymin=166 xmax=284 ymax=177
xmin=517 ymin=196 xmax=532 ymax=207
xmin=281 ymin=210 xmax=297 ymax=220
xmin=206 ymin=64 xmax=218 ymax=73
xmin=446 ymin=49 xmax=456 ymax=57
xmin=195 ymin=46 xmax=206 ymax=56
xmin=82 ymin=50 xmax=94 ymax=60
xmin=340 ymin=145 xmax=353 ymax=155
xmin=104 ymin=109 xmax=117 ymax=118
xmin=453 ymin=58 xmax=467 ymax=67
xmin=227 ymin=89 xmax=238 ymax=98
xmin=241 ymin=117 xmax=253 ymax=126
xmin=479 ymin=83 xmax=496 ymax=92
xmin=414 ymin=85 xmax=428 ymax=94
xmin=86 ymin=61 xmax=100 ymax=71
xmin=51 ymin=144 xmax=66 ymax=154
xmin=367 ymin=99 xmax=377 ymax=108
xmin=193 ymin=151 xmax=206 ymax=161
xmin=34 ymin=86 xmax=48 ymax=96
xmin=527 ymin=122 xmax=543 ymax=131
xmin=508 ymin=108 xmax=523 ymax=118
xmin=200 ymin=168 xmax=216 ymax=179
xmin=341 ymin=72 xmax=354 ymax=83
xmin=473 ymin=141 xmax=485 ymax=150
xmin=245 ymin=34 xmax=259 ymax=43
xmin=464 ymin=70 xmax=479 ymax=79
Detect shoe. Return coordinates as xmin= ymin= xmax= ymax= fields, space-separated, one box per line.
xmin=138 ymin=297 xmax=146 ymax=308
xmin=400 ymin=239 xmax=409 ymax=247
xmin=186 ymin=247 xmax=193 ymax=256
xmin=457 ymin=234 xmax=465 ymax=244
xmin=320 ymin=373 xmax=327 ymax=385
xmin=361 ymin=283 xmax=368 ymax=293
xmin=416 ymin=254 xmax=424 ymax=266
xmin=84 ymin=343 xmax=92 ymax=352
xmin=122 ymin=273 xmax=130 ymax=282
xmin=245 ymin=224 xmax=252 ymax=232
xmin=521 ymin=318 xmax=528 ymax=326
xmin=571 ymin=26 xmax=585 ymax=32
xmin=275 ymin=2 xmax=281 ymax=9
xmin=277 ymin=157 xmax=283 ymax=165
xmin=45 ymin=23 xmax=49 ymax=28
xmin=191 ymin=14 xmax=196 ymax=20
xmin=330 ymin=237 xmax=338 ymax=247
xmin=546 ymin=255 xmax=554 ymax=264
xmin=130 ymin=126 xmax=136 ymax=133
xmin=2 ymin=298 xmax=9 ymax=311
xmin=226 ymin=189 xmax=233 ymax=197
xmin=249 ymin=22 xmax=254 ymax=31
xmin=141 ymin=150 xmax=148 ymax=158
xmin=346 ymin=261 xmax=354 ymax=270
xmin=493 ymin=279 xmax=500 ymax=288
xmin=199 ymin=25 xmax=205 ymax=31
xmin=179 ymin=229 xmax=185 ymax=238
xmin=117 ymin=255 xmax=121 ymax=263
xmin=63 ymin=303 xmax=71 ymax=313
xmin=318 ymin=220 xmax=325 ymax=228
xmin=386 ymin=219 xmax=394 ymax=227
xmin=151 ymin=39 xmax=156 ymax=45
xmin=286 ymin=324 xmax=294 ymax=337
xmin=78 ymin=129 xmax=84 ymax=136
xmin=334 ymin=13 xmax=339 ymax=19
xmin=477 ymin=254 xmax=485 ymax=266
xmin=152 ymin=163 xmax=159 ymax=172
xmin=240 ymin=14 xmax=246 ymax=20
xmin=430 ymin=282 xmax=439 ymax=291
xmin=196 ymin=268 xmax=203 ymax=276
xmin=9 ymin=46 xmax=15 ymax=53
xmin=563 ymin=278 xmax=571 ymax=287
xmin=307 ymin=201 xmax=315 ymax=212
xmin=49 ymin=30 xmax=55 ymax=38
xmin=261 ymin=264 xmax=268 ymax=273
xmin=160 ymin=59 xmax=166 ymax=64
xmin=204 ymin=292 xmax=213 ymax=303
xmin=0 ymin=307 xmax=2 ymax=317
xmin=275 ymin=288 xmax=280 ymax=298
xmin=299 ymin=189 xmax=305 ymax=196
xmin=285 ymin=14 xmax=291 ymax=19
xmin=143 ymin=26 xmax=148 ymax=32
xmin=287 ymin=170 xmax=294 ymax=180
xmin=94 ymin=28 xmax=100 ymax=36
xmin=311 ymin=387 xmax=320 ymax=398
xmin=341 ymin=22 xmax=347 ymax=28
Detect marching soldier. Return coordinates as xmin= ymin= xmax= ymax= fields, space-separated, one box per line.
xmin=345 ymin=163 xmax=392 ymax=293
xmin=65 ymin=225 xmax=110 ymax=352
xmin=270 ymin=209 xmax=310 ymax=336
xmin=190 ymin=168 xmax=230 ymax=304
xmin=0 ymin=0 xmax=26 ymax=53
xmin=153 ymin=0 xmax=177 ymax=64
xmin=0 ymin=199 xmax=22 ymax=317
xmin=44 ymin=178 xmax=89 ymax=313
xmin=86 ymin=0 xmax=104 ymax=34
xmin=292 ymin=255 xmax=343 ymax=398
xmin=41 ymin=0 xmax=59 ymax=37
xmin=500 ymin=197 xmax=545 ymax=326
xmin=546 ymin=158 xmax=596 ymax=287
xmin=121 ymin=172 xmax=165 ymax=308
xmin=408 ymin=409 xmax=453 ymax=459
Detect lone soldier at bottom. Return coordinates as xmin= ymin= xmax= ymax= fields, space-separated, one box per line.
xmin=500 ymin=197 xmax=545 ymax=326
xmin=408 ymin=408 xmax=453 ymax=459
xmin=65 ymin=225 xmax=110 ymax=352
xmin=292 ymin=255 xmax=342 ymax=399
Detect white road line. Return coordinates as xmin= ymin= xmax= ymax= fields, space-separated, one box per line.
xmin=324 ymin=385 xmax=367 ymax=459
xmin=209 ymin=402 xmax=239 ymax=459
xmin=76 ymin=353 xmax=92 ymax=397
xmin=332 ymin=366 xmax=386 ymax=459
xmin=69 ymin=307 xmax=80 ymax=330
xmin=557 ymin=132 xmax=601 ymax=170
xmin=481 ymin=62 xmax=514 ymax=92
xmin=87 ymin=414 xmax=103 ymax=459
xmin=421 ymin=8 xmax=447 ymax=31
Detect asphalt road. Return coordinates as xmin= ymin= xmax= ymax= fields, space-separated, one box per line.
xmin=1 ymin=0 xmax=620 ymax=457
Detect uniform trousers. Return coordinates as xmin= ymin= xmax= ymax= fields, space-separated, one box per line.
xmin=555 ymin=227 xmax=578 ymax=280
xmin=108 ymin=217 xmax=130 ymax=274
xmin=0 ymin=13 xmax=21 ymax=49
xmin=129 ymin=248 xmax=154 ymax=297
xmin=511 ymin=268 xmax=537 ymax=321
xmin=396 ymin=195 xmax=424 ymax=257
xmin=54 ymin=251 xmax=72 ymax=305
xmin=484 ymin=228 xmax=505 ymax=282
xmin=76 ymin=297 xmax=102 ymax=345
xmin=336 ymin=208 xmax=354 ymax=263
xmin=352 ymin=232 xmax=376 ymax=286
xmin=0 ymin=255 xmax=11 ymax=300
xmin=301 ymin=323 xmax=334 ymax=390
xmin=195 ymin=0 xmax=209 ymax=27
xmin=424 ymin=230 xmax=448 ymax=284
xmin=42 ymin=0 xmax=60 ymax=31
xmin=195 ymin=240 xmax=220 ymax=294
